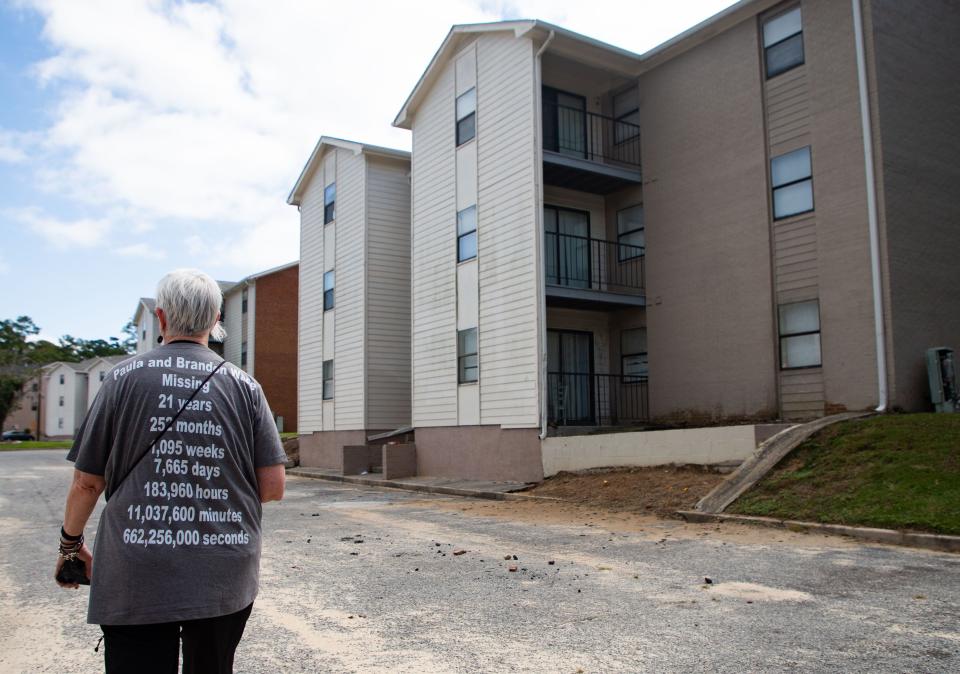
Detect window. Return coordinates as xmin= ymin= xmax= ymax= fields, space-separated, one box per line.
xmin=58 ymin=417 xmax=63 ymax=429
xmin=323 ymin=271 xmax=335 ymax=311
xmin=456 ymin=88 xmax=476 ymax=146
xmin=241 ymin=288 xmax=248 ymax=313
xmin=457 ymin=206 xmax=477 ymax=262
xmin=241 ymin=342 xmax=248 ymax=366
xmin=458 ymin=328 xmax=479 ymax=383
xmin=59 ymin=374 xmax=65 ymax=385
xmin=142 ymin=329 xmax=146 ymax=340
xmin=617 ymin=205 xmax=645 ymax=261
xmin=59 ymin=396 xmax=64 ymax=407
xmin=771 ymin=146 xmax=813 ymax=219
xmin=99 ymin=371 xmax=106 ymax=382
xmin=324 ymin=183 xmax=336 ymax=224
xmin=763 ymin=7 xmax=804 ymax=78
xmin=779 ymin=300 xmax=821 ymax=369
xmin=31 ymin=382 xmax=37 ymax=392
xmin=31 ymin=402 xmax=37 ymax=411
xmin=322 ymin=360 xmax=334 ymax=399
xmin=621 ymin=328 xmax=648 ymax=383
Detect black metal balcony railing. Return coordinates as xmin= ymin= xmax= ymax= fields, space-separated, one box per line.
xmin=545 ymin=232 xmax=645 ymax=295
xmin=547 ymin=373 xmax=649 ymax=426
xmin=543 ymin=102 xmax=641 ymax=168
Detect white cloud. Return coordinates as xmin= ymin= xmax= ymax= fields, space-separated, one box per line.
xmin=17 ymin=0 xmax=735 ymax=275
xmin=114 ymin=242 xmax=166 ymax=260
xmin=0 ymin=130 xmax=30 ymax=163
xmin=9 ymin=208 xmax=110 ymax=248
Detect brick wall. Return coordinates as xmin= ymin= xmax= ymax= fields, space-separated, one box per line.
xmin=254 ymin=265 xmax=299 ymax=432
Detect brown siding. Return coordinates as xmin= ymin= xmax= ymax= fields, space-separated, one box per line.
xmin=870 ymin=0 xmax=960 ymax=410
xmin=254 ymin=265 xmax=299 ymax=432
xmin=639 ymin=18 xmax=778 ymax=423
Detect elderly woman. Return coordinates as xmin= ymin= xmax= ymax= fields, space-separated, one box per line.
xmin=56 ymin=268 xmax=286 ymax=674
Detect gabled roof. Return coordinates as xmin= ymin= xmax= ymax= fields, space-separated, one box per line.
xmin=393 ymin=19 xmax=643 ymax=129
xmin=223 ymin=261 xmax=299 ymax=296
xmin=133 ymin=297 xmax=156 ymax=324
xmin=287 ymin=136 xmax=410 ymax=207
xmin=393 ymin=2 xmax=776 ymax=129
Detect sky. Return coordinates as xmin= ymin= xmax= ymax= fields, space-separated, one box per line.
xmin=0 ymin=0 xmax=737 ymax=343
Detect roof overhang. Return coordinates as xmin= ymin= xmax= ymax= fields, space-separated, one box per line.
xmin=223 ymin=261 xmax=300 ymax=295
xmin=393 ymin=4 xmax=779 ymax=129
xmin=392 ymin=20 xmax=642 ymax=130
xmin=287 ymin=136 xmax=409 ymax=206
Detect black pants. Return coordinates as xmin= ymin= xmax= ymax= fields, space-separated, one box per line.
xmin=100 ymin=603 xmax=253 ymax=674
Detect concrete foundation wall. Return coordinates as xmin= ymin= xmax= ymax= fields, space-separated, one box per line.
xmin=541 ymin=424 xmax=785 ymax=477
xmin=414 ymin=426 xmax=543 ymax=483
xmin=298 ymin=430 xmax=367 ymax=471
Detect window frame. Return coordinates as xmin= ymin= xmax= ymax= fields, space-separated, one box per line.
xmin=457 ymin=328 xmax=479 ymax=384
xmin=241 ymin=288 xmax=248 ymax=313
xmin=620 ymin=328 xmax=648 ymax=384
xmin=241 ymin=341 xmax=248 ymax=367
xmin=778 ymin=300 xmax=822 ymax=370
xmin=323 ymin=270 xmax=335 ymax=311
xmin=324 ymin=182 xmax=336 ymax=224
xmin=457 ymin=205 xmax=478 ymax=263
xmin=616 ymin=204 xmax=645 ymax=262
xmin=762 ymin=6 xmax=804 ymax=79
xmin=59 ymin=395 xmax=64 ymax=407
xmin=59 ymin=374 xmax=65 ymax=385
xmin=456 ymin=87 xmax=476 ymax=146
xmin=322 ymin=360 xmax=334 ymax=400
xmin=771 ymin=146 xmax=814 ymax=220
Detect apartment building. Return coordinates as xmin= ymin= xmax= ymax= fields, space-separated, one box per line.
xmin=41 ymin=356 xmax=127 ymax=438
xmin=288 ymin=137 xmax=411 ymax=468
xmin=394 ymin=1 xmax=960 ymax=481
xmin=221 ymin=262 xmax=299 ymax=432
xmin=133 ymin=298 xmax=160 ymax=355
xmin=2 ymin=375 xmax=40 ymax=436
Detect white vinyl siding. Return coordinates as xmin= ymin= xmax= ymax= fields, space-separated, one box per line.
xmin=223 ymin=290 xmax=243 ymax=370
xmin=245 ymin=284 xmax=256 ymax=375
xmin=333 ymin=150 xmax=366 ymax=430
xmin=411 ymin=58 xmax=459 ymax=427
xmin=476 ymin=33 xmax=540 ymax=427
xmin=297 ymin=151 xmax=333 ymax=432
xmin=366 ymin=157 xmax=412 ymax=430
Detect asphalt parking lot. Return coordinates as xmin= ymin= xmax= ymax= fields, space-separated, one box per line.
xmin=1 ymin=450 xmax=958 ymax=673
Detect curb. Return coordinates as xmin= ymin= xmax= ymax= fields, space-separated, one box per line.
xmin=287 ymin=468 xmax=561 ymax=503
xmin=677 ymin=510 xmax=960 ymax=554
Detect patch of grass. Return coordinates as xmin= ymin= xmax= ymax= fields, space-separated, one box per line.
xmin=0 ymin=441 xmax=72 ymax=451
xmin=729 ymin=414 xmax=960 ymax=535
xmin=280 ymin=432 xmax=297 ymax=440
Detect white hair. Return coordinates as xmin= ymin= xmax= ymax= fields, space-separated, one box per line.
xmin=155 ymin=269 xmax=227 ymax=341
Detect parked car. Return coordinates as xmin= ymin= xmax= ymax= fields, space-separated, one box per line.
xmin=2 ymin=430 xmax=35 ymax=441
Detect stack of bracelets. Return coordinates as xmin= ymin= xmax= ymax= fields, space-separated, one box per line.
xmin=59 ymin=526 xmax=84 ymax=560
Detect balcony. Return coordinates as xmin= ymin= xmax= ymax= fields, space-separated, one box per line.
xmin=545 ymin=232 xmax=645 ymax=308
xmin=542 ymin=102 xmax=642 ymax=194
xmin=547 ymin=373 xmax=649 ymax=427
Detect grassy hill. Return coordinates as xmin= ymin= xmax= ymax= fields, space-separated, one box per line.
xmin=728 ymin=413 xmax=960 ymax=535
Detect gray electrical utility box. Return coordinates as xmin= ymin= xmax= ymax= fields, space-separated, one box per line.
xmin=926 ymin=347 xmax=958 ymax=413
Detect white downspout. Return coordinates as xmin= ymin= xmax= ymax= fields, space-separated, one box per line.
xmin=535 ymin=30 xmax=555 ymax=440
xmin=851 ymin=0 xmax=888 ymax=412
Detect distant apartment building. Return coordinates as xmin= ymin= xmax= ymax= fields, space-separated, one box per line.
xmin=3 ymin=375 xmax=40 ymax=435
xmin=133 ymin=298 xmax=160 ymax=354
xmin=288 ymin=137 xmax=411 ymax=468
xmin=221 ymin=262 xmax=299 ymax=432
xmin=393 ymin=2 xmax=960 ymax=481
xmin=41 ymin=356 xmax=127 ymax=438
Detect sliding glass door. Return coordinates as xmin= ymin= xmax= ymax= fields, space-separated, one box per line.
xmin=547 ymin=329 xmax=594 ymax=425
xmin=544 ymin=205 xmax=590 ymax=289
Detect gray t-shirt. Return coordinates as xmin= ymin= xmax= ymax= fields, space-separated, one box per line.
xmin=67 ymin=342 xmax=287 ymax=625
